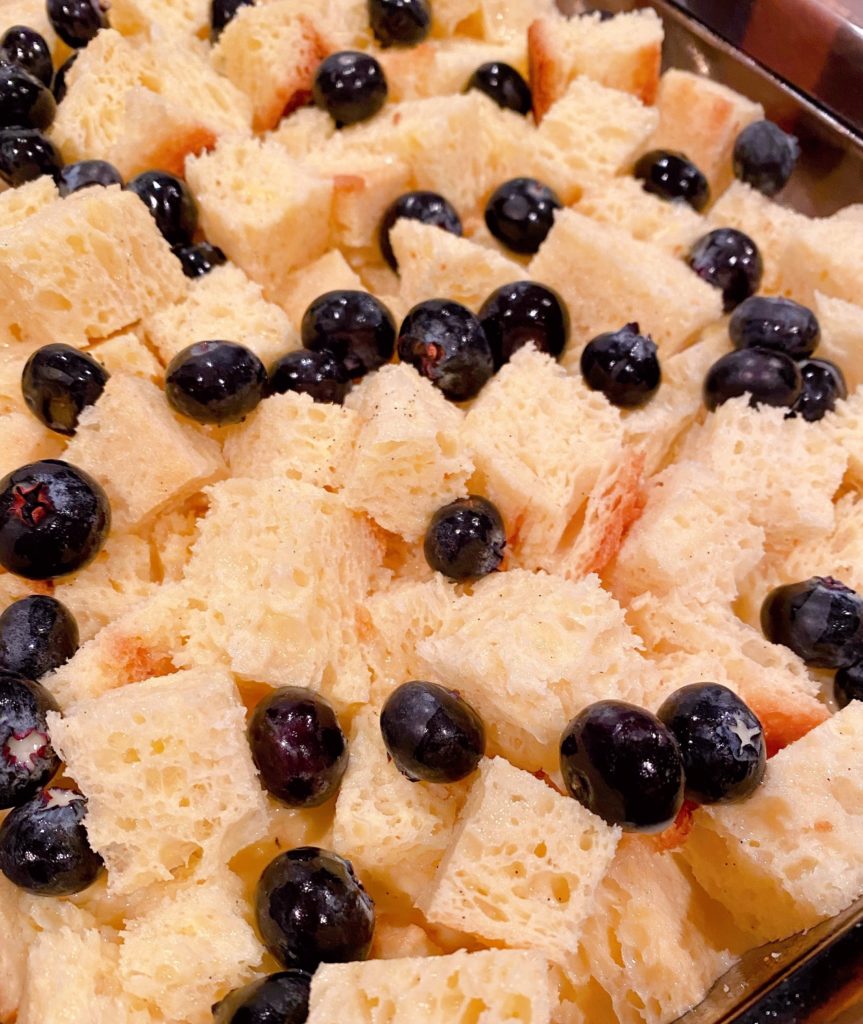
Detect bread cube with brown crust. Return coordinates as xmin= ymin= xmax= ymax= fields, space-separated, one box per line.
xmin=0 ymin=876 xmax=26 ymax=1022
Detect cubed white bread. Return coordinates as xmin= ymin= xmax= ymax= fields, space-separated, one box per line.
xmin=0 ymin=175 xmax=57 ymax=230
xmin=0 ymin=876 xmax=25 ymax=1021
xmin=0 ymin=571 xmax=51 ymax=615
xmin=530 ymin=210 xmax=723 ymax=364
xmin=830 ymin=387 xmax=863 ymax=487
xmin=0 ymin=0 xmax=62 ymax=59
xmin=682 ymin=702 xmax=863 ymax=942
xmin=379 ymin=38 xmax=526 ymax=103
xmin=148 ymin=497 xmax=205 ymax=583
xmin=276 ymin=249 xmax=364 ymax=328
xmin=774 ymin=213 xmax=863 ymax=307
xmin=256 ymin=0 xmax=372 ymax=49
xmin=370 ymin=918 xmax=444 ymax=959
xmin=268 ymin=106 xmax=335 ymax=159
xmin=0 ymin=409 xmax=64 ymax=478
xmin=107 ymin=0 xmax=210 ymax=40
xmin=86 ymin=330 xmax=163 ymax=382
xmin=813 ymin=292 xmax=863 ymax=393
xmin=0 ymin=345 xmax=31 ymax=414
xmin=430 ymin=0 xmax=557 ymax=42
xmin=48 ymin=667 xmax=269 ymax=894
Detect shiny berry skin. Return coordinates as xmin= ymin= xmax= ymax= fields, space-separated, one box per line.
xmin=0 ymin=27 xmax=53 ymax=88
xmin=633 ymin=149 xmax=710 ymax=212
xmin=0 ymin=460 xmax=110 ymax=580
xmin=0 ymin=62 xmax=55 ymax=130
xmin=173 ymin=240 xmax=226 ymax=279
xmin=466 ymin=62 xmax=532 ymax=115
xmin=379 ymin=190 xmax=462 ymax=271
xmin=52 ymin=53 xmax=75 ymax=102
xmin=657 ymin=683 xmax=766 ymax=804
xmin=423 ymin=495 xmax=505 ymax=581
xmin=484 ymin=177 xmax=561 ymax=255
xmin=835 ymin=662 xmax=863 ymax=709
xmin=687 ymin=228 xmax=763 ymax=312
xmin=313 ymin=51 xmax=387 ymax=127
xmin=479 ymin=281 xmax=568 ymax=368
xmin=268 ymin=350 xmax=350 ymax=405
xmin=733 ymin=120 xmax=800 ymax=197
xmin=559 ymin=700 xmax=684 ymax=832
xmin=212 ymin=971 xmax=312 ymax=1024
xmin=210 ymin=0 xmax=254 ymax=41
xmin=255 ymin=846 xmax=375 ymax=971
xmin=165 ymin=341 xmax=267 ymax=425
xmin=0 ymin=127 xmax=62 ymax=185
xmin=368 ymin=0 xmax=431 ymax=47
xmin=0 ymin=595 xmax=79 ymax=680
xmin=0 ymin=786 xmax=104 ymax=894
xmin=580 ymin=322 xmax=660 ymax=408
xmin=57 ymin=158 xmax=122 ymax=197
xmin=729 ymin=295 xmax=820 ymax=360
xmin=788 ymin=358 xmax=847 ymax=423
xmin=380 ymin=681 xmax=486 ymax=783
xmin=248 ymin=687 xmax=348 ymax=808
xmin=0 ymin=671 xmax=60 ymax=808
xmin=703 ymin=348 xmax=801 ymax=412
xmin=126 ymin=170 xmax=198 ymax=246
xmin=397 ymin=299 xmax=494 ymax=401
xmin=46 ymin=0 xmax=108 ymax=48
xmin=761 ymin=577 xmax=863 ymax=669
xmin=302 ymin=290 xmax=395 ymax=380
xmin=22 ymin=343 xmax=109 ymax=435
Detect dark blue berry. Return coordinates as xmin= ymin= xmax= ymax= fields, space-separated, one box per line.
xmin=380 ymin=681 xmax=485 ymax=783
xmin=580 ymin=322 xmax=660 ymax=408
xmin=633 ymin=150 xmax=710 ymax=212
xmin=255 ymin=846 xmax=375 ymax=971
xmin=729 ymin=295 xmax=820 ymax=360
xmin=787 ymin=359 xmax=847 ymax=423
xmin=657 ymin=683 xmax=766 ymax=804
xmin=0 ymin=127 xmax=62 ymax=185
xmin=0 ymin=26 xmax=53 ymax=88
xmin=479 ymin=281 xmax=568 ymax=368
xmin=379 ymin=190 xmax=462 ymax=271
xmin=0 ymin=460 xmax=110 ymax=580
xmin=302 ymin=290 xmax=395 ymax=380
xmin=368 ymin=0 xmax=431 ymax=47
xmin=126 ymin=170 xmax=198 ymax=246
xmin=268 ymin=350 xmax=350 ymax=405
xmin=210 ymin=0 xmax=254 ymax=41
xmin=0 ymin=63 xmax=55 ymax=131
xmin=313 ymin=51 xmax=387 ymax=127
xmin=687 ymin=228 xmax=763 ymax=312
xmin=423 ymin=495 xmax=505 ymax=581
xmin=52 ymin=53 xmax=76 ymax=103
xmin=835 ymin=661 xmax=863 ymax=709
xmin=761 ymin=577 xmax=863 ymax=669
xmin=559 ymin=700 xmax=684 ymax=832
xmin=165 ymin=341 xmax=267 ymax=425
xmin=213 ymin=971 xmax=312 ymax=1024
xmin=0 ymin=595 xmax=79 ymax=680
xmin=0 ymin=786 xmax=104 ymax=894
xmin=0 ymin=671 xmax=60 ymax=808
xmin=248 ymin=687 xmax=348 ymax=808
xmin=46 ymin=0 xmax=108 ymax=48
xmin=57 ymin=158 xmax=122 ymax=197
xmin=397 ymin=299 xmax=494 ymax=400
xmin=484 ymin=177 xmax=561 ymax=255
xmin=466 ymin=62 xmax=532 ymax=115
xmin=733 ymin=120 xmax=800 ymax=198
xmin=22 ymin=343 xmax=109 ymax=435
xmin=703 ymin=347 xmax=801 ymax=412
xmin=173 ymin=240 xmax=226 ymax=278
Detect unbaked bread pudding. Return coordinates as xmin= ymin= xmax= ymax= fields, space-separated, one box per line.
xmin=0 ymin=0 xmax=860 ymax=1022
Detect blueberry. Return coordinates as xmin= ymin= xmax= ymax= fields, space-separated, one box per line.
xmin=788 ymin=358 xmax=847 ymax=423
xmin=657 ymin=683 xmax=766 ymax=804
xmin=478 ymin=281 xmax=568 ymax=368
xmin=0 ymin=127 xmax=62 ymax=185
xmin=559 ymin=700 xmax=684 ymax=832
xmin=703 ymin=347 xmax=801 ymax=412
xmin=835 ymin=662 xmax=863 ymax=709
xmin=126 ymin=170 xmax=198 ymax=246
xmin=729 ymin=295 xmax=820 ymax=360
xmin=255 ymin=847 xmax=375 ymax=971
xmin=268 ymin=350 xmax=350 ymax=405
xmin=580 ymin=322 xmax=660 ymax=408
xmin=212 ymin=971 xmax=312 ymax=1024
xmin=0 ymin=595 xmax=79 ymax=680
xmin=0 ymin=63 xmax=55 ymax=131
xmin=380 ymin=681 xmax=485 ymax=783
xmin=484 ymin=177 xmax=561 ymax=255
xmin=733 ymin=120 xmax=800 ymax=197
xmin=0 ymin=26 xmax=53 ymax=87
xmin=0 ymin=460 xmax=110 ymax=580
xmin=22 ymin=343 xmax=109 ymax=435
xmin=761 ymin=577 xmax=863 ymax=669
xmin=368 ymin=0 xmax=431 ymax=47
xmin=379 ymin=190 xmax=462 ymax=271
xmin=52 ymin=53 xmax=76 ymax=103
xmin=0 ymin=671 xmax=60 ymax=808
xmin=687 ymin=228 xmax=763 ymax=312
xmin=165 ymin=341 xmax=267 ymax=425
xmin=633 ymin=150 xmax=710 ymax=212
xmin=173 ymin=240 xmax=227 ymax=279
xmin=397 ymin=299 xmax=494 ymax=401
xmin=423 ymin=495 xmax=505 ymax=581
xmin=57 ymin=158 xmax=122 ymax=197
xmin=46 ymin=0 xmax=108 ymax=48
xmin=313 ymin=51 xmax=387 ymax=127
xmin=248 ymin=687 xmax=348 ymax=808
xmin=465 ymin=62 xmax=532 ymax=116
xmin=210 ymin=0 xmax=254 ymax=41
xmin=0 ymin=786 xmax=104 ymax=894
xmin=301 ymin=290 xmax=395 ymax=380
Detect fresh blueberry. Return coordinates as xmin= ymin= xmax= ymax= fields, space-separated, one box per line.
xmin=787 ymin=358 xmax=847 ymax=423
xmin=46 ymin=0 xmax=108 ymax=48
xmin=57 ymin=158 xmax=122 ymax=197
xmin=580 ymin=322 xmax=660 ymax=408
xmin=761 ymin=577 xmax=863 ymax=669
xmin=0 ymin=26 xmax=53 ymax=87
xmin=52 ymin=53 xmax=76 ymax=103
xmin=0 ymin=127 xmax=62 ymax=185
xmin=835 ymin=661 xmax=863 ymax=709
xmin=302 ymin=290 xmax=395 ymax=380
xmin=248 ymin=687 xmax=348 ymax=808
xmin=657 ymin=683 xmax=766 ymax=804
xmin=0 ymin=63 xmax=55 ymax=131
xmin=733 ymin=120 xmax=800 ymax=197
xmin=22 ymin=343 xmax=109 ymax=435
xmin=479 ymin=281 xmax=569 ymax=368
xmin=687 ymin=228 xmax=763 ymax=311
xmin=0 ymin=460 xmax=110 ymax=580
xmin=380 ymin=681 xmax=485 ymax=783
xmin=379 ymin=190 xmax=462 ymax=271
xmin=165 ymin=341 xmax=267 ymax=425
xmin=703 ymin=347 xmax=801 ymax=412
xmin=255 ymin=846 xmax=375 ymax=971
xmin=212 ymin=971 xmax=312 ymax=1024
xmin=172 ymin=240 xmax=227 ymax=279
xmin=559 ymin=700 xmax=684 ymax=832
xmin=0 ymin=595 xmax=79 ymax=680
xmin=0 ymin=786 xmax=104 ymax=894
xmin=268 ymin=350 xmax=350 ymax=405
xmin=397 ymin=299 xmax=494 ymax=401
xmin=368 ymin=0 xmax=431 ymax=47
xmin=423 ymin=495 xmax=505 ymax=581
xmin=126 ymin=170 xmax=198 ymax=246
xmin=210 ymin=0 xmax=254 ymax=41
xmin=0 ymin=671 xmax=60 ymax=808
xmin=466 ymin=62 xmax=532 ymax=116
xmin=313 ymin=51 xmax=387 ymax=127
xmin=729 ymin=295 xmax=820 ymax=360
xmin=484 ymin=177 xmax=561 ymax=255
xmin=633 ymin=150 xmax=710 ymax=212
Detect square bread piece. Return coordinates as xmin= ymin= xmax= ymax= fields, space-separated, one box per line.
xmin=106 ymin=0 xmax=210 ymax=41
xmin=0 ymin=175 xmax=58 ymax=230
xmin=430 ymin=0 xmax=557 ymax=43
xmin=0 ymin=410 xmax=63 ymax=478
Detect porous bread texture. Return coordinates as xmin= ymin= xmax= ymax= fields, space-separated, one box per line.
xmin=148 ymin=497 xmax=205 ymax=583
xmin=430 ymin=0 xmax=558 ymax=43
xmin=47 ymin=667 xmax=270 ymax=895
xmin=773 ymin=211 xmax=863 ymax=307
xmin=86 ymin=330 xmax=163 ymax=382
xmin=681 ymin=702 xmax=863 ymax=943
xmin=830 ymin=387 xmax=863 ymax=488
xmin=814 ymin=292 xmax=863 ymax=393
xmin=0 ymin=175 xmax=57 ymax=230
xmin=0 ymin=876 xmax=25 ymax=1021
xmin=268 ymin=106 xmax=335 ymax=159
xmin=106 ymin=0 xmax=210 ymax=41
xmin=276 ymin=249 xmax=364 ymax=329
xmin=0 ymin=409 xmax=64 ymax=477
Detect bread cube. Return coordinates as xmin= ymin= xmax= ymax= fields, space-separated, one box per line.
xmin=107 ymin=0 xmax=210 ymax=40
xmin=370 ymin=918 xmax=444 ymax=959
xmin=814 ymin=292 xmax=863 ymax=393
xmin=0 ymin=175 xmax=57 ymax=230
xmin=0 ymin=876 xmax=25 ymax=1021
xmin=149 ymin=497 xmax=205 ymax=583
xmin=0 ymin=409 xmax=64 ymax=478
xmin=830 ymin=387 xmax=863 ymax=487
xmin=774 ymin=212 xmax=863 ymax=307
xmin=268 ymin=106 xmax=335 ymax=159
xmin=86 ymin=329 xmax=163 ymax=382
xmin=253 ymin=0 xmax=372 ymax=49
xmin=379 ymin=38 xmax=526 ymax=103
xmin=276 ymin=249 xmax=364 ymax=328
